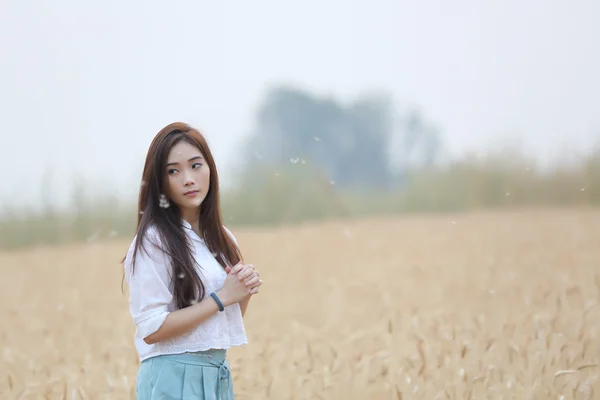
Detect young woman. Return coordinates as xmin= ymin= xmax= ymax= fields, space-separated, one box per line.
xmin=123 ymin=122 xmax=262 ymax=399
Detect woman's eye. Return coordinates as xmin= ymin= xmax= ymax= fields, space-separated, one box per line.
xmin=168 ymin=168 xmax=178 ymax=175
xmin=192 ymin=163 xmax=202 ymax=169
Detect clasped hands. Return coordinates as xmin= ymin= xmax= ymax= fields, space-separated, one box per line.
xmin=225 ymin=262 xmax=262 ymax=295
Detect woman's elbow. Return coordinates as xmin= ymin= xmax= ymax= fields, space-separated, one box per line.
xmin=143 ymin=327 xmax=162 ymax=344
xmin=143 ymin=333 xmax=158 ymax=345
xmin=137 ymin=311 xmax=169 ymax=345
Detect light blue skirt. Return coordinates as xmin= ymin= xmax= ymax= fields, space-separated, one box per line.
xmin=136 ymin=349 xmax=235 ymax=399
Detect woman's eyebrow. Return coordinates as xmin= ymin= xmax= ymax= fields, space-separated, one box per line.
xmin=167 ymin=155 xmax=203 ymax=167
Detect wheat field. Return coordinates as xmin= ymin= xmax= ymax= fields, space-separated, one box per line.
xmin=1 ymin=208 xmax=600 ymax=399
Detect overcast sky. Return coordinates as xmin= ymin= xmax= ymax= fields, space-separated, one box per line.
xmin=1 ymin=0 xmax=599 ymax=210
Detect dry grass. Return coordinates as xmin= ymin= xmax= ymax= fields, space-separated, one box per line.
xmin=1 ymin=207 xmax=600 ymax=399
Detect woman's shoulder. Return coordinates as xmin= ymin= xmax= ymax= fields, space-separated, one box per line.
xmin=124 ymin=224 xmax=166 ymax=265
xmin=129 ymin=223 xmax=162 ymax=248
xmin=123 ymin=225 xmax=173 ymax=285
xmin=222 ymin=225 xmax=238 ymax=244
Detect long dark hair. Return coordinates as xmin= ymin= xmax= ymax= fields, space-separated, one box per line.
xmin=124 ymin=122 xmax=242 ymax=310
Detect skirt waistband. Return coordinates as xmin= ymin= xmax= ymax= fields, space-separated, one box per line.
xmin=148 ymin=349 xmax=227 ymax=366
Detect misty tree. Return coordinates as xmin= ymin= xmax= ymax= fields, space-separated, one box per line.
xmin=395 ymin=108 xmax=441 ymax=170
xmin=239 ymin=85 xmax=441 ymax=189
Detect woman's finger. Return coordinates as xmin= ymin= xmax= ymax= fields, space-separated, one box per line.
xmin=250 ymin=279 xmax=263 ymax=290
xmin=229 ymin=262 xmax=245 ymax=275
xmin=244 ymin=276 xmax=259 ymax=287
xmin=237 ymin=267 xmax=254 ymax=280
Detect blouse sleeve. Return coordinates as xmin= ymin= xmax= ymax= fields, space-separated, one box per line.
xmin=124 ymin=230 xmax=173 ymax=340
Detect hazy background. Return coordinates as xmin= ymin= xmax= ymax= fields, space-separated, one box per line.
xmin=1 ymin=0 xmax=599 ymax=246
xmin=2 ymin=3 xmax=600 ymax=397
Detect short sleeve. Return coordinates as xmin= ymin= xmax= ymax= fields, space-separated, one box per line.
xmin=124 ymin=230 xmax=173 ymax=340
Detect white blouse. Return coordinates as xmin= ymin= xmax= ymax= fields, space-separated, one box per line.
xmin=123 ymin=219 xmax=248 ymax=362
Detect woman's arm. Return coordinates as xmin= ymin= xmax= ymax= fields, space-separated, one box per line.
xmin=124 ymin=233 xmax=220 ymax=345
xmin=226 ymin=263 xmax=261 ymax=317
xmin=144 ymin=289 xmax=228 ymax=344
xmin=125 ymin=233 xmax=254 ymax=345
xmin=240 ymin=296 xmax=251 ymax=317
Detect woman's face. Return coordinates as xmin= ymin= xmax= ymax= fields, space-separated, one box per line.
xmin=164 ymin=140 xmax=211 ymax=212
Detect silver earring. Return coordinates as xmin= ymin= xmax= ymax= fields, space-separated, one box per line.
xmin=159 ymin=194 xmax=170 ymax=208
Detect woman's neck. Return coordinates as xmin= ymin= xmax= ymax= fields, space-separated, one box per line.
xmin=181 ymin=209 xmax=201 ymax=235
